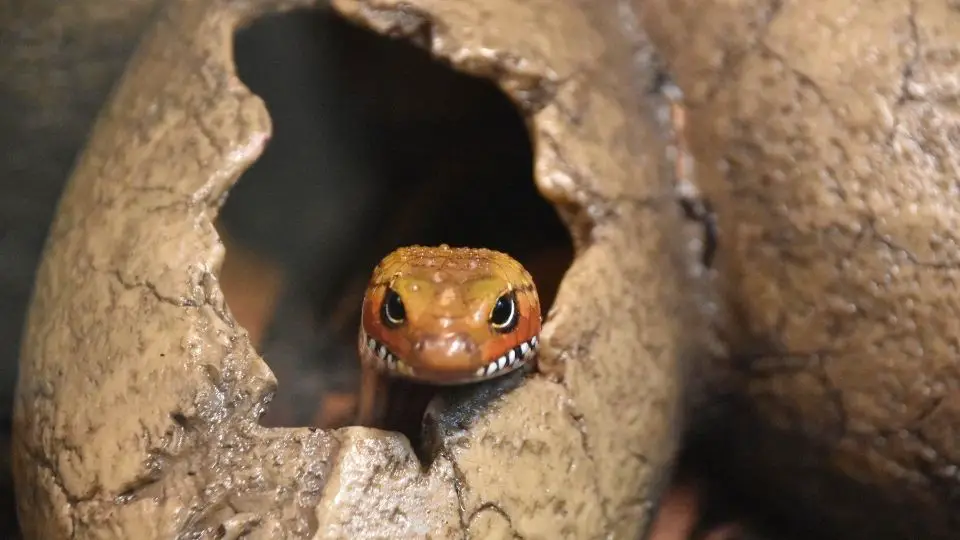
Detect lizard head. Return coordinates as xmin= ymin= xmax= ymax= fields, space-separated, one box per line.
xmin=359 ymin=244 xmax=542 ymax=384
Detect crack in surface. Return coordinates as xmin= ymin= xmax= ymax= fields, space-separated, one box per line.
xmin=432 ymin=369 xmax=622 ymax=537
xmin=899 ymin=0 xmax=921 ymax=104
xmin=562 ymin=396 xmax=614 ymax=531
xmin=16 ymin=265 xmax=222 ymax=535
xmin=869 ymin=222 xmax=960 ymax=270
xmin=23 ymin=445 xmax=89 ymax=509
xmin=887 ymin=0 xmax=921 ymax=146
xmin=100 ymin=265 xmax=239 ymax=333
xmin=109 ymin=269 xmax=199 ymax=308
xmin=438 ymin=445 xmax=471 ymax=540
xmin=697 ymin=0 xmax=784 ymax=106
xmin=466 ymin=502 xmax=525 ymax=539
xmin=752 ymin=41 xmax=852 ymax=138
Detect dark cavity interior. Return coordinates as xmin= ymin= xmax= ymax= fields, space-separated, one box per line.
xmin=223 ymin=8 xmax=573 ymax=451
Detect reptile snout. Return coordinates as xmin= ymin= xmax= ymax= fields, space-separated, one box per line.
xmin=411 ymin=333 xmax=480 ymax=373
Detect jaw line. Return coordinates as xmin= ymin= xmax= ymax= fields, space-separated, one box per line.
xmin=400 ymin=361 xmax=528 ymax=385
xmin=360 ymin=330 xmax=540 ymax=383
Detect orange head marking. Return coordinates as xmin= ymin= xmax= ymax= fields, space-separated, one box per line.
xmin=359 ymin=245 xmax=542 ymax=384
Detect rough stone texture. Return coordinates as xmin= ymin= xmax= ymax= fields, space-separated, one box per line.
xmin=0 ymin=0 xmax=164 ymax=444
xmin=639 ymin=0 xmax=960 ymax=538
xmin=0 ymin=0 xmax=170 ymax=533
xmin=13 ymin=0 xmax=692 ymax=538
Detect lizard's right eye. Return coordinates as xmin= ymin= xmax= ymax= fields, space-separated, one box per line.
xmin=380 ymin=288 xmax=406 ymax=327
xmin=489 ymin=291 xmax=518 ymax=333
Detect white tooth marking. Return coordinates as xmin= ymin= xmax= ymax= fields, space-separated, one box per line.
xmin=476 ymin=366 xmax=486 ymax=377
xmin=367 ymin=338 xmax=376 ymax=350
xmin=531 ymin=336 xmax=539 ymax=347
xmin=377 ymin=346 xmax=387 ymax=360
xmin=486 ymin=362 xmax=498 ymax=376
xmin=508 ymin=349 xmax=517 ymax=363
xmin=498 ymin=356 xmax=507 ymax=369
xmin=520 ymin=342 xmax=530 ymax=356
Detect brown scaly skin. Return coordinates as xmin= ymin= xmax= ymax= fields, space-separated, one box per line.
xmin=356 ymin=245 xmax=542 ymax=425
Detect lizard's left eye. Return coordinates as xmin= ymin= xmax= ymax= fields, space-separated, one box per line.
xmin=380 ymin=288 xmax=406 ymax=327
xmin=489 ymin=292 xmax=518 ymax=333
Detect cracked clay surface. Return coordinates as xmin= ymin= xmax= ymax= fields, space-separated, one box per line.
xmin=13 ymin=0 xmax=695 ymax=538
xmin=640 ymin=0 xmax=960 ymax=538
xmin=15 ymin=0 xmax=960 ymax=538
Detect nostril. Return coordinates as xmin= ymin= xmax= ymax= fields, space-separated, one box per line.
xmin=461 ymin=338 xmax=478 ymax=354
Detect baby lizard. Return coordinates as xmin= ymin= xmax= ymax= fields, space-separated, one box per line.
xmin=356 ymin=244 xmax=542 ymax=425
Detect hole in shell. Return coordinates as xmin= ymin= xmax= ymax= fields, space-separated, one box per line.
xmin=219 ymin=8 xmax=573 ymax=450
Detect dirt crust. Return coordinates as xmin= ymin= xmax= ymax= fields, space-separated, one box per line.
xmin=12 ymin=0 xmax=694 ymax=537
xmin=639 ymin=1 xmax=960 ymax=537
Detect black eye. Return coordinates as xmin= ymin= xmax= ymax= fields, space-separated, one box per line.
xmin=489 ymin=292 xmax=518 ymax=333
xmin=380 ymin=288 xmax=406 ymax=327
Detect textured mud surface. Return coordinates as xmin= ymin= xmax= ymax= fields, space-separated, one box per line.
xmin=11 ymin=0 xmax=693 ymax=537
xmin=640 ymin=1 xmax=960 ymax=538
xmin=10 ymin=0 xmax=960 ymax=538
